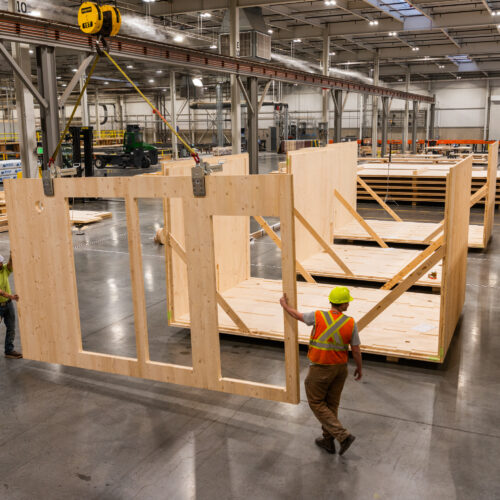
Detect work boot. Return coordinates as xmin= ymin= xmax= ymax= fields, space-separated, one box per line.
xmin=339 ymin=435 xmax=356 ymax=456
xmin=5 ymin=350 xmax=22 ymax=359
xmin=315 ymin=436 xmax=336 ymax=454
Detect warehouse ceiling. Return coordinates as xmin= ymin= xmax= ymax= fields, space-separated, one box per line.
xmin=1 ymin=0 xmax=500 ymax=92
xmin=112 ymin=0 xmax=500 ymax=83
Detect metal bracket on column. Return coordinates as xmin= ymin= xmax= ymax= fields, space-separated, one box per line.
xmin=330 ymin=89 xmax=341 ymax=114
xmin=258 ymin=80 xmax=273 ymax=113
xmin=0 ymin=42 xmax=48 ymax=109
xmin=236 ymin=76 xmax=255 ymax=115
xmin=58 ymin=54 xmax=94 ymax=107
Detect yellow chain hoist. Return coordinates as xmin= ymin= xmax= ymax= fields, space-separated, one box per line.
xmin=47 ymin=1 xmax=220 ymax=197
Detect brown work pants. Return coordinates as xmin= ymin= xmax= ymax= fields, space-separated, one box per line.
xmin=304 ymin=363 xmax=349 ymax=443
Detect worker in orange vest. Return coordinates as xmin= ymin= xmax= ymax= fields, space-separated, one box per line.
xmin=280 ymin=286 xmax=362 ymax=456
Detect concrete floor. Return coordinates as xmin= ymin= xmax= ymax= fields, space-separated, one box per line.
xmin=0 ymin=152 xmax=499 ymax=499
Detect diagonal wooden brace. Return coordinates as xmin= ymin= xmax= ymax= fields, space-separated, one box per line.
xmin=334 ymin=189 xmax=388 ymax=248
xmin=381 ymin=235 xmax=444 ymax=290
xmin=293 ymin=208 xmax=353 ymax=276
xmin=252 ymin=216 xmax=316 ymax=284
xmin=358 ymin=246 xmax=445 ymax=332
xmin=357 ymin=176 xmax=402 ymax=222
xmin=167 ymin=232 xmax=250 ymax=333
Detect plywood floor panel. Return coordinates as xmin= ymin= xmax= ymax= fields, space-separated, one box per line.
xmin=335 ymin=220 xmax=484 ymax=248
xmin=175 ymin=278 xmax=441 ymax=361
xmin=301 ymin=244 xmax=442 ymax=287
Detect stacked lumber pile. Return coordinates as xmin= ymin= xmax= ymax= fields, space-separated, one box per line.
xmin=357 ymin=165 xmax=500 ymax=206
xmin=0 ymin=192 xmax=8 ymax=232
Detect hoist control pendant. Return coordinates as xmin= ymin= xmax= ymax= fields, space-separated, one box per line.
xmin=78 ymin=2 xmax=103 ymax=35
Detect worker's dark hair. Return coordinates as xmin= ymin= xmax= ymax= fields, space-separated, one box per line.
xmin=330 ymin=301 xmax=348 ymax=308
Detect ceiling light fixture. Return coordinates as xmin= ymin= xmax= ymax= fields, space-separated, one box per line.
xmin=126 ymin=65 xmax=134 ymax=69
xmin=72 ymin=68 xmax=78 ymax=72
xmin=149 ymin=79 xmax=155 ymax=83
xmin=156 ymin=70 xmax=163 ymax=74
xmin=388 ymin=31 xmax=397 ymax=36
xmin=210 ymin=44 xmax=217 ymax=49
xmin=329 ymin=51 xmax=336 ymax=56
xmin=174 ymin=34 xmax=184 ymax=42
xmin=324 ymin=0 xmax=337 ymax=5
xmin=293 ymin=38 xmax=302 ymax=43
xmin=30 ymin=10 xmax=41 ymax=17
xmin=200 ymin=12 xmax=211 ymax=18
xmin=412 ymin=46 xmax=420 ymax=51
xmin=369 ymin=20 xmax=379 ymax=26
xmin=268 ymin=29 xmax=273 ymax=34
xmin=104 ymin=81 xmax=109 ymax=85
xmin=192 ymin=77 xmax=203 ymax=87
xmin=29 ymin=49 xmax=34 ymax=54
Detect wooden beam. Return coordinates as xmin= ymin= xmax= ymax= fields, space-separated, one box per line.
xmin=358 ymin=246 xmax=445 ymax=332
xmin=293 ymin=207 xmax=354 ymax=276
xmin=423 ymin=222 xmax=444 ymax=244
xmin=381 ymin=235 xmax=444 ymax=290
xmin=357 ymin=176 xmax=403 ymax=222
xmin=334 ymin=189 xmax=389 ymax=248
xmin=253 ymin=215 xmax=316 ymax=283
xmin=167 ymin=231 xmax=251 ymax=333
xmin=470 ymin=183 xmax=488 ymax=208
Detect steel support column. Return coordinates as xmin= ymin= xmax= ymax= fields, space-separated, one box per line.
xmin=12 ymin=44 xmax=38 ymax=177
xmin=230 ymin=0 xmax=241 ymax=154
xmin=322 ymin=31 xmax=330 ymax=143
xmin=429 ymin=98 xmax=436 ymax=140
xmin=36 ymin=46 xmax=61 ymax=169
xmin=333 ymin=89 xmax=342 ymax=143
xmin=9 ymin=0 xmax=39 ymax=177
xmin=371 ymin=50 xmax=379 ymax=157
xmin=79 ymin=54 xmax=90 ymax=126
xmin=247 ymin=77 xmax=258 ymax=174
xmin=412 ymin=100 xmax=418 ymax=154
xmin=381 ymin=96 xmax=389 ymax=157
xmin=403 ymin=71 xmax=410 ymax=152
xmin=170 ymin=70 xmax=178 ymax=159
xmin=95 ymin=87 xmax=100 ymax=136
xmin=216 ymin=81 xmax=224 ymax=147
xmin=484 ymin=80 xmax=491 ymax=141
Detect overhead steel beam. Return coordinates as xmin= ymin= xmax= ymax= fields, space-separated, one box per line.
xmin=0 ymin=41 xmax=48 ymax=108
xmin=265 ymin=5 xmax=323 ymax=28
xmin=145 ymin=0 xmax=301 ymax=16
xmin=333 ymin=41 xmax=500 ymax=64
xmin=0 ymin=12 xmax=433 ymax=103
xmin=360 ymin=0 xmax=404 ymax=23
xmin=379 ymin=60 xmax=500 ymax=76
xmin=273 ymin=11 xmax=495 ymax=38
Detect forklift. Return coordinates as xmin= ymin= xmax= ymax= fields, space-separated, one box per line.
xmin=94 ymin=124 xmax=158 ymax=169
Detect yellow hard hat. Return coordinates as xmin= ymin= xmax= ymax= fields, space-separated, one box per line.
xmin=329 ymin=286 xmax=353 ymax=304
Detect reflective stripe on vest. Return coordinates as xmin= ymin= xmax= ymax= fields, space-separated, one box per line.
xmin=309 ymin=311 xmax=350 ymax=351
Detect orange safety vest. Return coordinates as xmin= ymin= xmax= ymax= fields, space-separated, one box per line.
xmin=307 ymin=310 xmax=355 ymax=365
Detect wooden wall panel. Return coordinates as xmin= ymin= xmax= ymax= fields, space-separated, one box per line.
xmin=286 ymin=142 xmax=358 ymax=261
xmin=439 ymin=156 xmax=472 ymax=359
xmin=163 ymin=154 xmax=250 ymax=321
xmin=483 ymin=141 xmax=499 ymax=247
xmin=5 ymin=174 xmax=299 ymax=403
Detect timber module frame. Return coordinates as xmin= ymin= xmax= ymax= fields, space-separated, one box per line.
xmin=165 ymin=153 xmax=471 ymax=363
xmin=5 ymin=174 xmax=301 ymax=404
xmin=0 ymin=11 xmax=433 ymax=102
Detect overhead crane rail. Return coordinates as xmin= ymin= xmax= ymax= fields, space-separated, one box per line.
xmin=0 ymin=11 xmax=434 ymax=103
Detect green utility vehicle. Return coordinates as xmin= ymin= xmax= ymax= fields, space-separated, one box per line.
xmin=94 ymin=124 xmax=159 ymax=169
